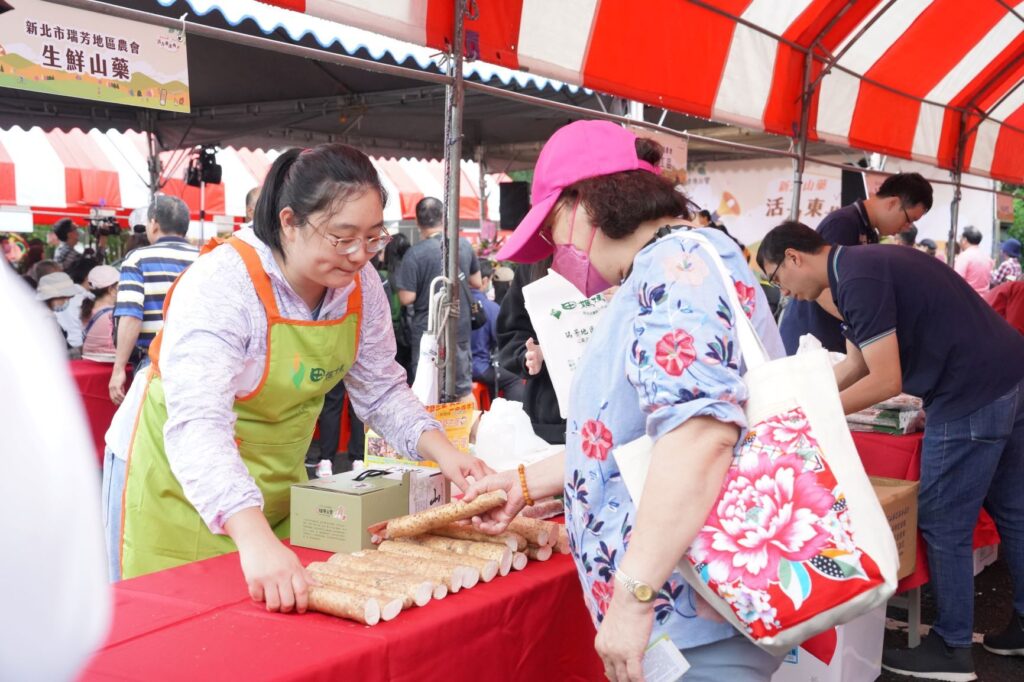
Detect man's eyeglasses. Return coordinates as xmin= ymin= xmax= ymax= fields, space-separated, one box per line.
xmin=901 ymin=205 xmax=916 ymax=228
xmin=320 ymin=229 xmax=391 ymax=256
xmin=767 ymin=259 xmax=784 ymax=288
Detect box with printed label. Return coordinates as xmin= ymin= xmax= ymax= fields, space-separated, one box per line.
xmin=869 ymin=476 xmax=919 ymax=581
xmin=290 ymin=470 xmax=408 ymax=554
xmin=376 ymin=463 xmax=450 ymax=514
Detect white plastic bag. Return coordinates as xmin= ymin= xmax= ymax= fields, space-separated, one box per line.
xmin=473 ymin=398 xmax=552 ymax=471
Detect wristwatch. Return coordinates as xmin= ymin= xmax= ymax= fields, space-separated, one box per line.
xmin=614 ymin=569 xmax=656 ymax=603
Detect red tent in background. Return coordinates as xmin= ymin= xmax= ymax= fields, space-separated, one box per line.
xmin=260 ymin=0 xmax=1024 ymax=184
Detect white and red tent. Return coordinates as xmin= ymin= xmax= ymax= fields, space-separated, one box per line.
xmin=0 ymin=126 xmax=508 ymax=230
xmin=258 ymin=0 xmax=1024 ymax=184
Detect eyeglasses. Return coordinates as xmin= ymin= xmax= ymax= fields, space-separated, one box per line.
xmin=319 ymin=228 xmax=391 ymax=256
xmin=767 ymin=259 xmax=785 ymax=288
xmin=901 ymin=205 xmax=916 ymax=228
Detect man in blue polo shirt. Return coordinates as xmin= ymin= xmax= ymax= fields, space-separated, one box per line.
xmin=758 ymin=221 xmax=1024 ymax=681
xmin=778 ymin=173 xmax=933 ymax=354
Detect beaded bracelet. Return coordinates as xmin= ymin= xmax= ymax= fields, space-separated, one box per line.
xmin=518 ymin=463 xmax=535 ymax=506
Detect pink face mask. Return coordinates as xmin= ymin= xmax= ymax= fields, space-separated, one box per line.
xmin=551 ymin=200 xmax=613 ymax=297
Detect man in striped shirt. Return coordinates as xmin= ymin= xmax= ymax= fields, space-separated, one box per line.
xmin=109 ymin=196 xmax=198 ymax=404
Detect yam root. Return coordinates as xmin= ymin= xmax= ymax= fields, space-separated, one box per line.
xmin=507 ymin=516 xmax=556 ymax=548
xmin=519 ymin=498 xmax=564 ymax=520
xmin=391 ymin=536 xmax=503 ymax=577
xmin=375 ymin=542 xmax=482 ymax=588
xmin=326 ymin=551 xmax=461 ymax=594
xmin=358 ymin=546 xmax=472 ymax=591
xmin=382 ymin=540 xmax=497 ymax=583
xmin=512 ymin=552 xmax=528 ymax=571
xmin=554 ymin=525 xmax=570 ymax=555
xmin=405 ymin=535 xmax=513 ymax=576
xmin=308 ymin=567 xmax=414 ymax=610
xmin=434 ymin=523 xmax=526 ymax=552
xmin=313 ymin=559 xmax=434 ymax=607
xmin=525 ymin=544 xmax=553 ymax=562
xmin=370 ymin=490 xmax=508 ymax=539
xmin=308 ymin=586 xmax=380 ymax=625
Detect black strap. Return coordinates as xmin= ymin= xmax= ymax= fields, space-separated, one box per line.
xmin=354 ymin=469 xmax=390 ymax=482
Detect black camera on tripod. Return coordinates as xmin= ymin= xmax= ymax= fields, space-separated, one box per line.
xmin=88 ymin=208 xmax=121 ymax=237
xmin=186 ymin=147 xmax=222 ymax=187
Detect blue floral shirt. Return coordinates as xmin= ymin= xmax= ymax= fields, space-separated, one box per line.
xmin=564 ymin=228 xmax=785 ymax=650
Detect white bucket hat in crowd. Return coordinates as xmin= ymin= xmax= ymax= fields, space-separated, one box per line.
xmin=36 ymin=272 xmax=77 ymax=301
xmin=87 ymin=265 xmax=120 ymax=289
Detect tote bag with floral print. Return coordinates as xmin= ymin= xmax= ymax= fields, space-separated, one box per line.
xmin=613 ymin=232 xmax=898 ymax=656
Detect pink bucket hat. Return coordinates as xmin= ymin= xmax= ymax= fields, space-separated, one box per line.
xmin=495 ymin=120 xmax=659 ymax=263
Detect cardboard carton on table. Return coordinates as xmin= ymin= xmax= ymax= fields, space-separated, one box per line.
xmin=870 ymin=476 xmax=919 ymax=581
xmin=290 ymin=470 xmax=408 ymax=554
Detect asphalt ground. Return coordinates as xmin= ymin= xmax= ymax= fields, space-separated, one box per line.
xmin=880 ymin=555 xmax=1024 ymax=681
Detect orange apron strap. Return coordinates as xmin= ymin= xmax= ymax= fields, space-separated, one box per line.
xmin=227 ymin=238 xmax=281 ymax=319
xmin=347 ymin=274 xmax=362 ymax=349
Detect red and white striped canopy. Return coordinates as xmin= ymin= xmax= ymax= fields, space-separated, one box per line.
xmin=0 ymin=127 xmax=507 ymax=229
xmin=261 ymin=0 xmax=1024 ymax=183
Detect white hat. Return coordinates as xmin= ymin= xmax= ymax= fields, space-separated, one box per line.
xmin=87 ymin=265 xmax=120 ymax=289
xmin=36 ymin=272 xmax=77 ymax=301
xmin=129 ymin=205 xmax=150 ymax=229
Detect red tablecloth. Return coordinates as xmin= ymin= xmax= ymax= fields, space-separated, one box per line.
xmin=851 ymin=431 xmax=1001 ymax=592
xmin=79 ymin=544 xmax=604 ymax=681
xmin=71 ymin=359 xmax=118 ymax=466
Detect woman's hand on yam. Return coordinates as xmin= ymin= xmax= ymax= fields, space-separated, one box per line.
xmin=595 ymin=588 xmax=654 ymax=682
xmin=462 ymin=470 xmax=525 ymax=534
xmin=238 ymin=534 xmax=315 ymax=614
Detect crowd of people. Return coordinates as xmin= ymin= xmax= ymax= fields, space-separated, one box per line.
xmin=7 ymin=120 xmax=1024 ymax=682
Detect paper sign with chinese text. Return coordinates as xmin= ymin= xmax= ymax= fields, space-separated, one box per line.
xmin=0 ymin=0 xmax=189 ymax=112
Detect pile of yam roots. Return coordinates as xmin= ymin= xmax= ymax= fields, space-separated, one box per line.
xmin=305 ymin=491 xmax=570 ymax=625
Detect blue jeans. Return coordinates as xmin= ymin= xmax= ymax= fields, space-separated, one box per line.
xmin=101 ymin=448 xmax=126 ymax=582
xmin=920 ymin=378 xmax=1024 ymax=647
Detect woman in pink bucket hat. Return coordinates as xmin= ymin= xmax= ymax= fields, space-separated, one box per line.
xmin=467 ymin=120 xmax=786 ymax=681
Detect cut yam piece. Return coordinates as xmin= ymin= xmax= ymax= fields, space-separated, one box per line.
xmin=432 ymin=584 xmax=448 ymax=600
xmin=364 ymin=545 xmax=471 ymax=591
xmin=512 ymin=552 xmax=528 ymax=571
xmin=554 ymin=525 xmax=570 ymax=555
xmin=519 ymin=498 xmax=564 ymax=519
xmin=331 ymin=551 xmax=463 ymax=594
xmin=507 ymin=517 xmax=556 ymax=548
xmin=525 ymin=544 xmax=553 ymax=562
xmin=435 ymin=524 xmax=526 ymax=552
xmin=373 ymin=542 xmax=482 ymax=588
xmin=376 ymin=490 xmax=508 ymax=539
xmin=313 ymin=559 xmax=433 ymax=607
xmin=408 ymin=535 xmax=513 ymax=576
xmin=308 ymin=586 xmax=380 ymax=625
xmin=308 ymin=568 xmax=414 ymax=610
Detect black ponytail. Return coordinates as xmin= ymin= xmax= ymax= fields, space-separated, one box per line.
xmin=252 ymin=144 xmax=388 ymax=260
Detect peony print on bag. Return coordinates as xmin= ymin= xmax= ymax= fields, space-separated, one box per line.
xmin=686 ymin=406 xmax=885 ymax=639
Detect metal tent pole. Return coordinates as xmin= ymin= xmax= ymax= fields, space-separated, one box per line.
xmin=948 ymin=112 xmax=968 ymax=266
xmin=790 ymin=44 xmax=816 ymax=221
xmin=142 ymin=112 xmax=160 ymax=203
xmin=440 ymin=0 xmax=467 ymax=403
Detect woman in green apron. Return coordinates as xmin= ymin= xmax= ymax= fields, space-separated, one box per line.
xmin=114 ymin=144 xmax=490 ymax=613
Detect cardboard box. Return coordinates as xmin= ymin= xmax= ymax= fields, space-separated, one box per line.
xmin=772 ymin=605 xmax=885 ymax=682
xmin=290 ymin=470 xmax=408 ymax=554
xmin=870 ymin=476 xmax=919 ymax=581
xmin=358 ymin=462 xmax=450 ymax=514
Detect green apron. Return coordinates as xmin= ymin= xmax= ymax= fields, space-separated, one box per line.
xmin=120 ymin=238 xmax=361 ymax=579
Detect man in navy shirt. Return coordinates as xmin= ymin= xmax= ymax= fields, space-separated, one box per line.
xmin=759 ymin=222 xmax=1024 ymax=681
xmin=778 ymin=173 xmax=933 ymax=354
